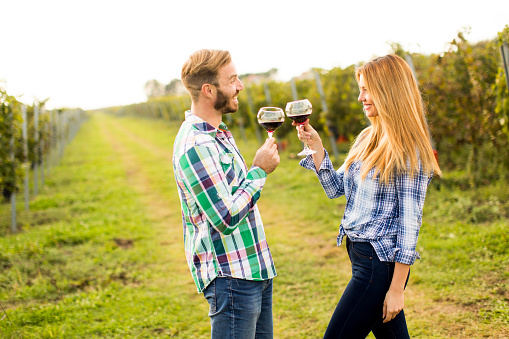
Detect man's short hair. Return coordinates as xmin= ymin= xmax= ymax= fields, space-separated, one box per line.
xmin=181 ymin=49 xmax=232 ymax=101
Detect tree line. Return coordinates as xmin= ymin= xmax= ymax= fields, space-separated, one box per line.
xmin=108 ymin=27 xmax=509 ymax=187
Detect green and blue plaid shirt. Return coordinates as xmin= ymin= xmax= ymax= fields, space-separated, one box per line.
xmin=173 ymin=111 xmax=277 ymax=293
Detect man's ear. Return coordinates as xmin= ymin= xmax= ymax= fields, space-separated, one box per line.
xmin=201 ymin=84 xmax=215 ymax=99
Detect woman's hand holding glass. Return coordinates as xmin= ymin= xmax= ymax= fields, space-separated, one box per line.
xmin=292 ymin=119 xmax=321 ymax=149
xmin=292 ymin=119 xmax=326 ymax=170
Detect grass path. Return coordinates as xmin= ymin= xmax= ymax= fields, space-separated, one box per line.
xmin=1 ymin=112 xmax=507 ymax=338
xmin=97 ymin=114 xmax=211 ymax=337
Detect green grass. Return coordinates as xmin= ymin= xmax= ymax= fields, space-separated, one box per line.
xmin=0 ymin=113 xmax=507 ymax=338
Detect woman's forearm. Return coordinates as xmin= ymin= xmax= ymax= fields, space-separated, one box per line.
xmin=390 ymin=262 xmax=410 ymax=292
xmin=383 ymin=262 xmax=410 ymax=323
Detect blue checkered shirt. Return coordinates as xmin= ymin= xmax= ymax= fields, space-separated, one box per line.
xmin=300 ymin=150 xmax=433 ymax=265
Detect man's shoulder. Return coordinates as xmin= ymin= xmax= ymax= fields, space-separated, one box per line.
xmin=173 ymin=122 xmax=217 ymax=160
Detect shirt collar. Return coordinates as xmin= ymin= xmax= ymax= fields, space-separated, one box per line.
xmin=185 ymin=110 xmax=230 ymax=138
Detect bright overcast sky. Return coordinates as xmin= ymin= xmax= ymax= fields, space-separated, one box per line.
xmin=1 ymin=0 xmax=508 ymax=110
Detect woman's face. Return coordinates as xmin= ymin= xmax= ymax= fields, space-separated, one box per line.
xmin=358 ymin=74 xmax=378 ymax=117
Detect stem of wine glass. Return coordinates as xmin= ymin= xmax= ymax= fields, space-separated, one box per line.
xmin=268 ymin=131 xmax=273 ymax=138
xmin=299 ymin=123 xmax=309 ymax=149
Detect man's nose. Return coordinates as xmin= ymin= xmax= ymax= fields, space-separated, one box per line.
xmin=237 ymin=78 xmax=244 ymax=91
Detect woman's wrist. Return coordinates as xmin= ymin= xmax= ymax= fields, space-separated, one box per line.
xmin=388 ymin=284 xmax=405 ymax=293
xmin=312 ymin=146 xmax=326 ymax=171
xmin=390 ymin=262 xmax=410 ymax=293
xmin=309 ymin=139 xmax=324 ymax=152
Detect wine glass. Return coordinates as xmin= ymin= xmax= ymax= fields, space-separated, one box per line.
xmin=257 ymin=107 xmax=285 ymax=138
xmin=285 ymin=99 xmax=316 ymax=156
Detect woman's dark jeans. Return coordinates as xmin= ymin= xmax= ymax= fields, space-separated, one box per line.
xmin=323 ymin=239 xmax=410 ymax=339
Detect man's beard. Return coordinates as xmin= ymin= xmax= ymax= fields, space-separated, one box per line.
xmin=214 ymin=88 xmax=238 ymax=114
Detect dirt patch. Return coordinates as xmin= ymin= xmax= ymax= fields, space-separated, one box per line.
xmin=113 ymin=238 xmax=134 ymax=249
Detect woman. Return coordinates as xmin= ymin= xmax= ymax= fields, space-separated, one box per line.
xmin=295 ymin=54 xmax=441 ymax=338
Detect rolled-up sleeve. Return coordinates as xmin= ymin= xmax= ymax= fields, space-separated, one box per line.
xmin=393 ymin=167 xmax=432 ymax=265
xmin=300 ymin=150 xmax=346 ymax=199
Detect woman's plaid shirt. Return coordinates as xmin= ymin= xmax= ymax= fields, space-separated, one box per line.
xmin=301 ymin=150 xmax=433 ymax=265
xmin=172 ymin=112 xmax=276 ymax=293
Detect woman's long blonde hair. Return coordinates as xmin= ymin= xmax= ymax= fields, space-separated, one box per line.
xmin=344 ymin=54 xmax=442 ymax=183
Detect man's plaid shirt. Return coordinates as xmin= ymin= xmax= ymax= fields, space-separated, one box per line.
xmin=301 ymin=150 xmax=433 ymax=265
xmin=173 ymin=111 xmax=276 ymax=293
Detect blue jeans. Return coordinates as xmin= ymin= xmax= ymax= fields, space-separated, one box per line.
xmin=323 ymin=239 xmax=410 ymax=339
xmin=203 ymin=276 xmax=273 ymax=339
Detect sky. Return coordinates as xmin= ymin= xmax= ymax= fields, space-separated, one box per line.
xmin=1 ymin=0 xmax=508 ymax=110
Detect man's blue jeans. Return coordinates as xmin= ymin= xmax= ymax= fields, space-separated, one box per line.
xmin=203 ymin=276 xmax=273 ymax=339
xmin=323 ymin=239 xmax=410 ymax=339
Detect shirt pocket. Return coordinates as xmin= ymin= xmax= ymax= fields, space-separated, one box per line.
xmin=220 ymin=153 xmax=236 ymax=188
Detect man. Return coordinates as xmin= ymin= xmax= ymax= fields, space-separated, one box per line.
xmin=172 ymin=49 xmax=280 ymax=338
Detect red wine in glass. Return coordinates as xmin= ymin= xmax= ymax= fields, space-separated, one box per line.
xmin=257 ymin=107 xmax=285 ymax=138
xmin=285 ymin=99 xmax=316 ymax=156
xmin=287 ymin=114 xmax=311 ymax=124
xmin=259 ymin=121 xmax=284 ymax=132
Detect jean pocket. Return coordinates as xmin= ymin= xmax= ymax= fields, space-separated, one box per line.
xmin=203 ymin=279 xmax=217 ymax=315
xmin=350 ymin=241 xmax=373 ymax=260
